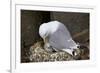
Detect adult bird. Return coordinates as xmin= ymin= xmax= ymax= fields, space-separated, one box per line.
xmin=39 ymin=21 xmax=79 ymax=55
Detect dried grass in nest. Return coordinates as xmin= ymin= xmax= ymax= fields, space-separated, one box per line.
xmin=29 ymin=41 xmax=89 ymax=62
xmin=29 ymin=41 xmax=74 ymax=62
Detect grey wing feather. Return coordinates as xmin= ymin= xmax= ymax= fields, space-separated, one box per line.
xmin=49 ymin=24 xmax=77 ymax=49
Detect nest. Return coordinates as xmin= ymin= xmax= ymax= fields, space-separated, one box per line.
xmin=28 ymin=41 xmax=89 ymax=62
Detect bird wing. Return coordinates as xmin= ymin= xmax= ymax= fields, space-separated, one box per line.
xmin=49 ymin=24 xmax=77 ymax=50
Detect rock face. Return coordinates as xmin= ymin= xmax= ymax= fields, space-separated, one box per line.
xmin=29 ymin=41 xmax=74 ymax=62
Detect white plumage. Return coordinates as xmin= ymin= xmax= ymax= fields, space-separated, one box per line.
xmin=39 ymin=21 xmax=78 ymax=55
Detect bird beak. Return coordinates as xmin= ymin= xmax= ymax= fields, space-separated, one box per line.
xmin=43 ymin=38 xmax=46 ymax=44
xmin=43 ymin=37 xmax=48 ymax=44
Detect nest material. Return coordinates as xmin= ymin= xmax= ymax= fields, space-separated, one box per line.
xmin=29 ymin=41 xmax=89 ymax=62
xmin=29 ymin=41 xmax=74 ymax=62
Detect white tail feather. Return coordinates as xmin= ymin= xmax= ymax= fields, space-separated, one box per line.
xmin=62 ymin=49 xmax=73 ymax=55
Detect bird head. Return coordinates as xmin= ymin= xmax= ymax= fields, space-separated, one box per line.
xmin=39 ymin=23 xmax=50 ymax=39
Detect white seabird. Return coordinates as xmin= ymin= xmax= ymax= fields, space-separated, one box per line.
xmin=39 ymin=21 xmax=78 ymax=55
